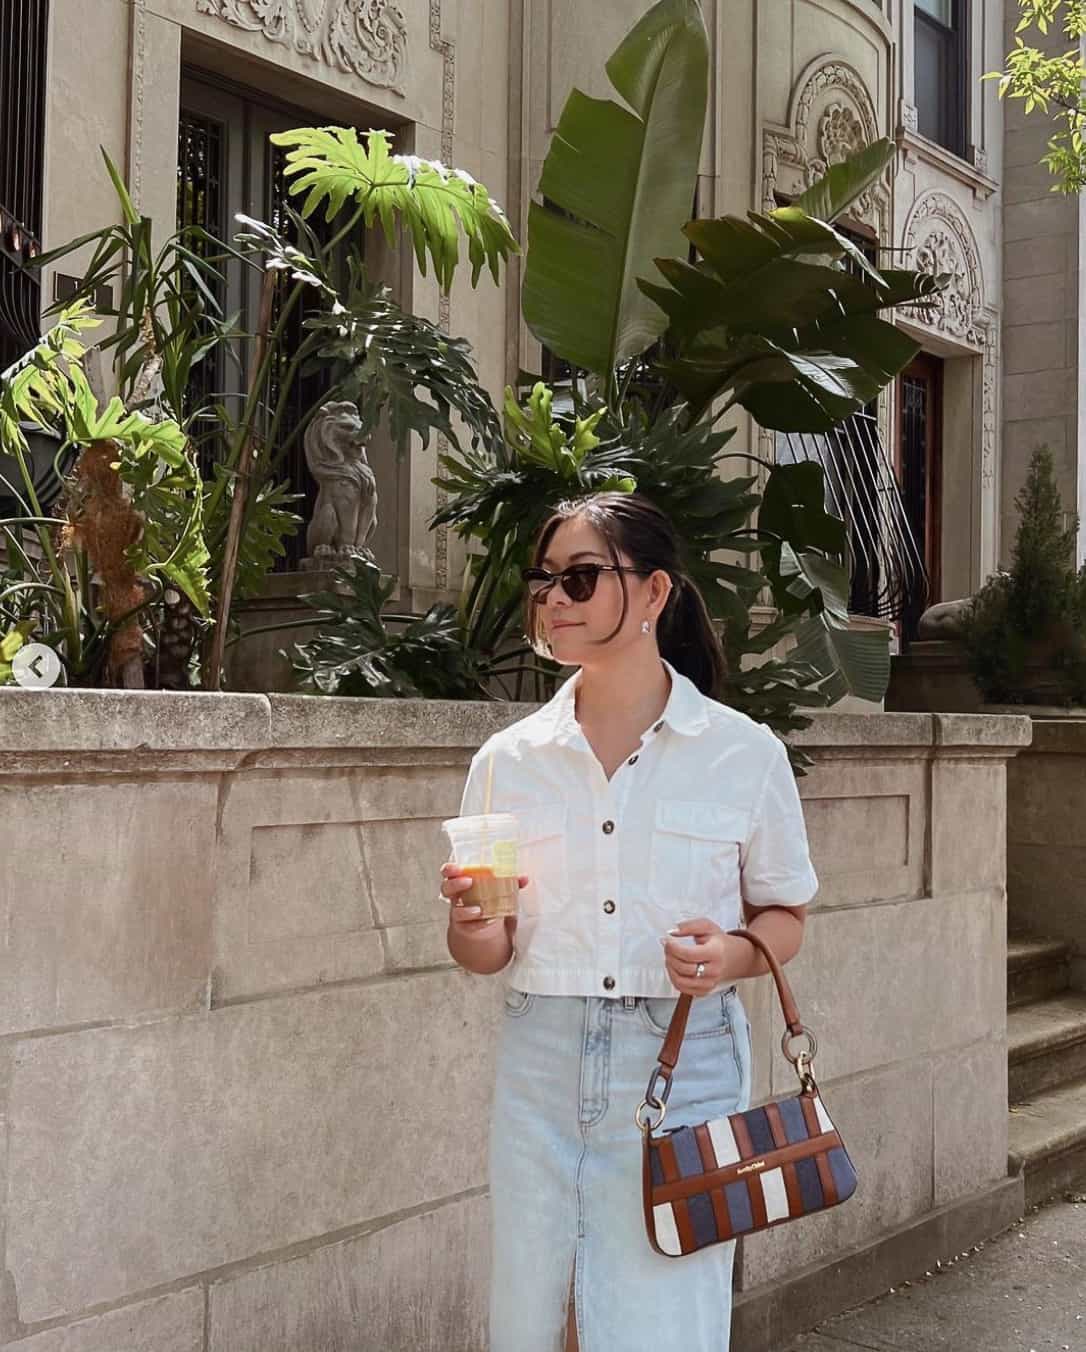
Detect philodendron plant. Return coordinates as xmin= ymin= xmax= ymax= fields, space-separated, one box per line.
xmin=20 ymin=138 xmax=516 ymax=687
xmin=0 ymin=303 xmax=209 ymax=686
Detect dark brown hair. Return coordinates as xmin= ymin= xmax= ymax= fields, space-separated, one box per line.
xmin=526 ymin=492 xmax=727 ymax=699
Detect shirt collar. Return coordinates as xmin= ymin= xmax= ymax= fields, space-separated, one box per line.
xmin=544 ymin=658 xmax=710 ymax=746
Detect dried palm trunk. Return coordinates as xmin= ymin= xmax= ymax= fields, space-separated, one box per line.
xmin=156 ymin=586 xmax=197 ymax=690
xmin=62 ymin=440 xmax=146 ymax=688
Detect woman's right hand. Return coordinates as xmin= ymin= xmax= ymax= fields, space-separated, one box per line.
xmin=441 ymin=863 xmax=529 ymax=935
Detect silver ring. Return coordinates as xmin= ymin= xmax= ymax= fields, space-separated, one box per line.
xmin=695 ymin=962 xmax=706 ymax=979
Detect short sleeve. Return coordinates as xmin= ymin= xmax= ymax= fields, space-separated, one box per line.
xmin=740 ymin=737 xmax=819 ymax=909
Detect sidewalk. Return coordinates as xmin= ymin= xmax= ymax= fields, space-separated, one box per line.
xmin=783 ymin=1196 xmax=1085 ymax=1351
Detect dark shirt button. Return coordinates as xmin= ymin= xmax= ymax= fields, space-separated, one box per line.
xmin=603 ymin=899 xmax=616 ymax=915
xmin=602 ymin=820 xmax=615 ymax=834
xmin=653 ymin=721 xmax=664 ymax=733
xmin=627 ymin=754 xmax=639 ymax=766
xmin=603 ymin=976 xmax=616 ymax=991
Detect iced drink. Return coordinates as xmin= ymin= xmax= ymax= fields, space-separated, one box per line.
xmin=442 ymin=813 xmax=520 ymax=918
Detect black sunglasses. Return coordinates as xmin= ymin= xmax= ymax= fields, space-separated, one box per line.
xmin=521 ymin=563 xmax=651 ymax=604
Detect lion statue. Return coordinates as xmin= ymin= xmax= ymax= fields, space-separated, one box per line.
xmin=303 ymin=401 xmax=378 ymax=563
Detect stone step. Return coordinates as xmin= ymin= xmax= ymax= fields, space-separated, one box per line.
xmin=1008 ymin=993 xmax=1086 ymax=1101
xmin=1008 ymin=1076 xmax=1086 ymax=1207
xmin=1007 ymin=935 xmax=1071 ymax=1008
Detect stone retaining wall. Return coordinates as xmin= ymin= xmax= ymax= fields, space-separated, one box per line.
xmin=0 ymin=692 xmax=1030 ymax=1350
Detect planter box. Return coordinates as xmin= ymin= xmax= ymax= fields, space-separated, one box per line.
xmin=887 ymin=640 xmax=982 ymax=713
xmin=0 ymin=691 xmax=1029 ymax=1350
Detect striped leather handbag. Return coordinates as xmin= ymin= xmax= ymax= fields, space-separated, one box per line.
xmin=638 ymin=928 xmax=857 ymax=1258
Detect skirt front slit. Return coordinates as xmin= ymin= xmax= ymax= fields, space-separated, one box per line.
xmin=489 ymin=988 xmax=752 ymax=1352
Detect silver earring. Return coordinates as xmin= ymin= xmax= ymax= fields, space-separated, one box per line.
xmin=641 ymin=619 xmax=651 ymax=635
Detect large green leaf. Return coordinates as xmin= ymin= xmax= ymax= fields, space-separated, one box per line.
xmin=686 ymin=208 xmax=886 ymax=290
xmin=660 ymin=334 xmax=883 ymax=430
xmin=758 ymin=460 xmax=848 ymax=560
xmin=636 ymin=139 xmax=946 ymax=426
xmin=792 ymin=137 xmax=896 ymax=226
xmin=305 ymin=261 xmax=504 ymax=456
xmin=521 ymin=0 xmax=709 ymax=381
xmin=269 ymin=127 xmax=517 ymax=290
xmin=789 ymin=615 xmax=891 ymax=704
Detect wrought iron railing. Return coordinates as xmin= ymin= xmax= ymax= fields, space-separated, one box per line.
xmin=776 ymin=412 xmax=929 ymax=625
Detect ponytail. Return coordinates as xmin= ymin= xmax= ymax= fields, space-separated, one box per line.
xmin=528 ymin=491 xmax=729 ymax=702
xmin=658 ymin=573 xmax=727 ymax=700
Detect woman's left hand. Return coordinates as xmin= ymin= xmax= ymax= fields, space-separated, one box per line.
xmin=661 ymin=918 xmax=745 ymax=995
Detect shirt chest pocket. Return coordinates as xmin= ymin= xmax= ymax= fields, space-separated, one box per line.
xmin=515 ymin=803 xmax=569 ymax=915
xmin=649 ymin=801 xmax=749 ymax=909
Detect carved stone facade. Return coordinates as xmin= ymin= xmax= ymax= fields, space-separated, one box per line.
xmin=762 ymin=57 xmax=890 ymax=240
xmin=902 ymin=191 xmax=984 ymax=349
xmin=195 ymin=0 xmax=408 ymax=91
xmin=40 ymin=0 xmax=1017 ymax=620
xmin=902 ymin=190 xmax=997 ymax=485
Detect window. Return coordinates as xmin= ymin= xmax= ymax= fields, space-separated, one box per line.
xmin=0 ymin=0 xmax=49 ymax=371
xmin=914 ymin=0 xmax=968 ymax=157
xmin=177 ymin=75 xmax=355 ymax=569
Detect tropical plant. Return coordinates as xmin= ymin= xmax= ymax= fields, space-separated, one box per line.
xmin=290 ymin=556 xmax=497 ymax=699
xmin=295 ymin=375 xmax=866 ymax=760
xmin=0 ymin=619 xmax=35 ymax=686
xmin=987 ymin=0 xmax=1086 ymax=194
xmin=294 ymin=0 xmax=946 ymax=749
xmin=488 ymin=2 xmax=937 ymax=706
xmin=0 ymin=303 xmax=209 ymax=685
xmin=961 ymin=446 xmax=1086 ymax=705
xmin=22 ymin=136 xmax=516 ymax=687
xmin=521 ymin=0 xmax=709 ymax=396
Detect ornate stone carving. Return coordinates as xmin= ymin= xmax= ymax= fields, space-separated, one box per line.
xmin=759 ymin=59 xmax=891 ymax=464
xmin=901 ymin=191 xmax=983 ymax=347
xmin=302 ymin=401 xmax=378 ymax=565
xmin=195 ymin=0 xmax=408 ymax=92
xmin=917 ymin=598 xmax=972 ymax=640
xmin=982 ymin=326 xmax=998 ymax=485
xmin=128 ymin=0 xmax=148 ymax=212
xmin=762 ymin=57 xmax=887 ymax=234
xmin=818 ymin=102 xmax=866 ymax=166
xmin=901 ymin=192 xmax=998 ymax=485
xmin=899 ymin=100 xmax=919 ymax=134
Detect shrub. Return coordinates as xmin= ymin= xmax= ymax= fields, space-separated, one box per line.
xmin=962 ymin=446 xmax=1086 ymax=704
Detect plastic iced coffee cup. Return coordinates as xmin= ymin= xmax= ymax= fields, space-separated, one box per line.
xmin=442 ymin=813 xmax=520 ymax=919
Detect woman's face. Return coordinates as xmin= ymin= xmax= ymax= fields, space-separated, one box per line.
xmin=533 ymin=515 xmax=667 ymax=667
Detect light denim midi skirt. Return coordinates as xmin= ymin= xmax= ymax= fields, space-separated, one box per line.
xmin=489 ymin=987 xmax=752 ymax=1352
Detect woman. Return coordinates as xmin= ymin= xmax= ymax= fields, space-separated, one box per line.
xmin=440 ymin=493 xmax=818 ymax=1352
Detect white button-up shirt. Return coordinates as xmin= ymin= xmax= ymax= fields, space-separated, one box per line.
xmin=457 ymin=661 xmax=818 ymax=998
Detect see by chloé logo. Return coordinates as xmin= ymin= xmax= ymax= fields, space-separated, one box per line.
xmin=737 ymin=1159 xmax=766 ymax=1175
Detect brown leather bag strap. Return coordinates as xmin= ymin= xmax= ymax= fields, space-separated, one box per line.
xmin=657 ymin=928 xmax=805 ymax=1081
xmin=727 ymin=927 xmax=805 ymax=1035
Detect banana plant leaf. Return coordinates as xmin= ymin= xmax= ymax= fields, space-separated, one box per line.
xmin=792 ymin=137 xmax=896 ymax=225
xmin=788 ymin=614 xmax=891 ymax=705
xmin=521 ymin=0 xmax=708 ymax=385
xmin=640 ymin=139 xmax=947 ymax=429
